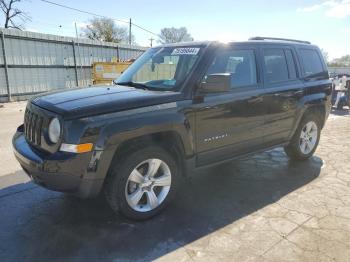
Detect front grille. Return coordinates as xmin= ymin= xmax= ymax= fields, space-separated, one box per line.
xmin=24 ymin=108 xmax=44 ymax=146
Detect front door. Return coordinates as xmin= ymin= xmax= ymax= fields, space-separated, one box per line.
xmin=194 ymin=47 xmax=266 ymax=166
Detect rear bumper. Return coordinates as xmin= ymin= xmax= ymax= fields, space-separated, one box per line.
xmin=12 ymin=128 xmax=104 ymax=198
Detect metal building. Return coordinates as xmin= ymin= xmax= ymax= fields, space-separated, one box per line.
xmin=0 ymin=29 xmax=147 ymax=102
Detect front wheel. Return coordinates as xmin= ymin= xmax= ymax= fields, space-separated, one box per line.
xmin=284 ymin=114 xmax=321 ymax=161
xmin=104 ymin=146 xmax=179 ymax=220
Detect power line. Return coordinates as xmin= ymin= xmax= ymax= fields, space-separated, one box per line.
xmin=131 ymin=23 xmax=159 ymax=37
xmin=39 ymin=0 xmax=160 ymax=38
xmin=39 ymin=0 xmax=127 ymax=23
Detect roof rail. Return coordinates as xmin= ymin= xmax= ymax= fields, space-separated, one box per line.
xmin=249 ymin=36 xmax=311 ymax=44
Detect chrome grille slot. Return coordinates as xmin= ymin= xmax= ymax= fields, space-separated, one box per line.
xmin=24 ymin=108 xmax=43 ymax=147
xmin=35 ymin=116 xmax=43 ymax=145
xmin=24 ymin=109 xmax=28 ymax=138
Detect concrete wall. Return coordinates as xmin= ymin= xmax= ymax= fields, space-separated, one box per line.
xmin=0 ymin=29 xmax=147 ymax=102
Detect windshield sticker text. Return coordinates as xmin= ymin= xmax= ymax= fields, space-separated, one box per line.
xmin=171 ymin=48 xmax=200 ymax=55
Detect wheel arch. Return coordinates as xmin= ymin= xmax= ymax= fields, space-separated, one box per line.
xmin=298 ymin=93 xmax=329 ymax=127
xmin=303 ymin=104 xmax=327 ymax=128
xmin=289 ymin=95 xmax=329 ymax=141
xmin=106 ymin=131 xmax=188 ymax=180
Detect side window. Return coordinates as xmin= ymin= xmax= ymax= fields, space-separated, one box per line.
xmin=204 ymin=49 xmax=257 ymax=88
xmin=285 ymin=49 xmax=297 ymax=79
xmin=263 ymin=49 xmax=289 ymax=83
xmin=299 ymin=49 xmax=324 ymax=76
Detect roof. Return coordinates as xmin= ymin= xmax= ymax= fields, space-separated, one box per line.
xmin=235 ymin=40 xmax=317 ymax=48
xmin=159 ymin=41 xmax=212 ymax=47
xmin=157 ymin=37 xmax=316 ymax=48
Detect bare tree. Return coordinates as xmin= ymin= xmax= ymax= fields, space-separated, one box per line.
xmin=0 ymin=0 xmax=30 ymax=30
xmin=82 ymin=17 xmax=134 ymax=44
xmin=321 ymin=49 xmax=329 ymax=63
xmin=158 ymin=27 xmax=193 ymax=44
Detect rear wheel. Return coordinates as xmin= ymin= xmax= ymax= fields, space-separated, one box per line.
xmin=104 ymin=146 xmax=179 ymax=220
xmin=284 ymin=114 xmax=321 ymax=161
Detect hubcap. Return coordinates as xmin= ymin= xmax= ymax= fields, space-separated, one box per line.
xmin=299 ymin=121 xmax=318 ymax=155
xmin=125 ymin=159 xmax=171 ymax=212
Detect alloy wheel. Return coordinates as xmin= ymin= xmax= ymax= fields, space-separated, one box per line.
xmin=299 ymin=121 xmax=318 ymax=154
xmin=125 ymin=159 xmax=171 ymax=212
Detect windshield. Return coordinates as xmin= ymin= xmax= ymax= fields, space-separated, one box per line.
xmin=116 ymin=46 xmax=202 ymax=91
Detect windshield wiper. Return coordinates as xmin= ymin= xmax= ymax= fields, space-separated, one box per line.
xmin=115 ymin=81 xmax=149 ymax=90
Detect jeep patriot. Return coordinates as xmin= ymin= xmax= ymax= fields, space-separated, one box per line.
xmin=13 ymin=37 xmax=332 ymax=220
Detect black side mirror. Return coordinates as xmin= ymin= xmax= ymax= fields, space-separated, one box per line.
xmin=201 ymin=73 xmax=231 ymax=93
xmin=151 ymin=56 xmax=164 ymax=72
xmin=152 ymin=56 xmax=165 ymax=64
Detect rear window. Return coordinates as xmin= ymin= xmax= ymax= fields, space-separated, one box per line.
xmin=299 ymin=49 xmax=324 ymax=76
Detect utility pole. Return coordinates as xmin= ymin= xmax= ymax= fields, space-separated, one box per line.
xmin=129 ymin=18 xmax=132 ymax=45
xmin=1 ymin=31 xmax=11 ymax=101
xmin=149 ymin=37 xmax=154 ymax=47
xmin=74 ymin=22 xmax=82 ymax=87
xmin=74 ymin=22 xmax=79 ymax=39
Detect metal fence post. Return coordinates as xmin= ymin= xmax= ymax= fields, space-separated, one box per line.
xmin=1 ymin=31 xmax=11 ymax=101
xmin=72 ymin=41 xmax=79 ymax=87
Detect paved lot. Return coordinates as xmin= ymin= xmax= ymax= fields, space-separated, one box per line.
xmin=0 ymin=102 xmax=350 ymax=262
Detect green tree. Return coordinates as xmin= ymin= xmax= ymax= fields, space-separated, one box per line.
xmin=328 ymin=55 xmax=350 ymax=67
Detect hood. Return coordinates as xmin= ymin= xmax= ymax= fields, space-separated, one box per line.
xmin=31 ymin=85 xmax=182 ymax=119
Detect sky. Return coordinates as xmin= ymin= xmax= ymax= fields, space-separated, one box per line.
xmin=1 ymin=0 xmax=350 ymax=59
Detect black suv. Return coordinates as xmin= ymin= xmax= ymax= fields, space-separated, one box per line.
xmin=13 ymin=37 xmax=332 ymax=220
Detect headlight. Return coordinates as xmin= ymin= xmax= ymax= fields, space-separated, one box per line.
xmin=48 ymin=118 xmax=61 ymax=144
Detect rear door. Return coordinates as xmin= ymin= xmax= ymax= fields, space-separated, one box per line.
xmin=260 ymin=46 xmax=304 ymax=145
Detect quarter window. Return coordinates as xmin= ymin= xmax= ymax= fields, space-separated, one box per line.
xmin=263 ymin=49 xmax=289 ymax=83
xmin=299 ymin=49 xmax=324 ymax=76
xmin=204 ymin=49 xmax=257 ymax=88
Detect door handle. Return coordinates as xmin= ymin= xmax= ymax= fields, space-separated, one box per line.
xmin=294 ymin=90 xmax=304 ymax=96
xmin=274 ymin=90 xmax=303 ymax=98
xmin=203 ymin=105 xmax=219 ymax=110
xmin=248 ymin=96 xmax=263 ymax=103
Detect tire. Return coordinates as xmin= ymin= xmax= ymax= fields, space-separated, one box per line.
xmin=284 ymin=113 xmax=321 ymax=161
xmin=104 ymin=146 xmax=179 ymax=220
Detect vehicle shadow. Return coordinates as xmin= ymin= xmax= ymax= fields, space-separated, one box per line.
xmin=0 ymin=148 xmax=323 ymax=262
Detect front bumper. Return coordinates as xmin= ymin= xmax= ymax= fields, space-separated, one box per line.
xmin=12 ymin=128 xmax=104 ymax=198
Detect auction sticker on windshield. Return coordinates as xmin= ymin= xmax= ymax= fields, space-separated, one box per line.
xmin=171 ymin=48 xmax=200 ymax=55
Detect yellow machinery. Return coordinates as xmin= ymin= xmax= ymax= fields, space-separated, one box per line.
xmin=92 ymin=62 xmax=132 ymax=85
